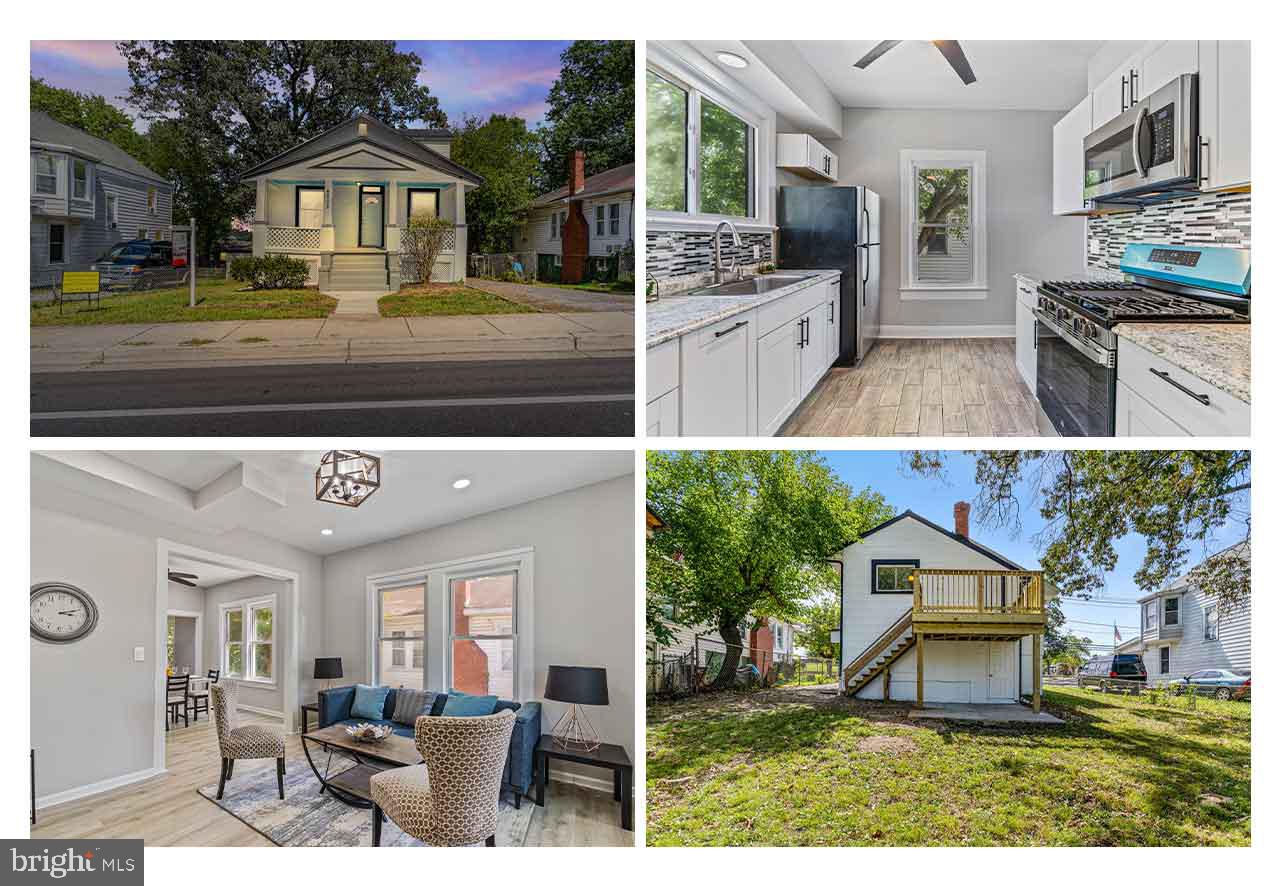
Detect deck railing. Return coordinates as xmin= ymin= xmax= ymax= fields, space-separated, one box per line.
xmin=912 ymin=569 xmax=1044 ymax=616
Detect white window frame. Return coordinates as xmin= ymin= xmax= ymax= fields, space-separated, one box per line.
xmin=899 ymin=149 xmax=988 ymax=299
xmin=1144 ymin=601 xmax=1157 ymax=631
xmin=1204 ymin=603 xmax=1219 ymax=641
xmin=647 ymin=48 xmax=771 ymax=234
xmin=106 ymin=193 xmax=118 ymax=229
xmin=1164 ymin=595 xmax=1180 ymax=627
xmin=33 ymin=152 xmax=62 ymax=197
xmin=148 ymin=187 xmax=158 ymax=215
xmin=609 ymin=202 xmax=620 ymax=236
xmin=71 ymin=159 xmax=90 ymax=201
xmin=595 ymin=204 xmax=605 ymax=236
xmin=47 ymin=223 xmax=66 ymax=265
xmin=443 ymin=550 xmax=534 ymax=702
xmin=373 ymin=580 xmax=426 ymax=690
xmin=219 ymin=593 xmax=277 ymax=687
xmin=1159 ymin=645 xmax=1170 ymax=674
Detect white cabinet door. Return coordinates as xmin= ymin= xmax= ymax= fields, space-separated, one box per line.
xmin=1093 ymin=59 xmax=1132 ymax=124
xmin=824 ymin=280 xmax=840 ymax=366
xmin=1115 ymin=381 xmax=1189 ymax=437
xmin=1140 ymin=41 xmax=1198 ymax=98
xmin=756 ymin=320 xmax=802 ymax=436
xmin=1116 ymin=337 xmax=1248 ymax=436
xmin=1052 ymin=95 xmax=1093 ymax=215
xmin=1014 ymin=299 xmax=1037 ymax=393
xmin=645 ymin=389 xmax=679 ymax=436
xmin=1199 ymin=41 xmax=1251 ymax=191
xmin=679 ymin=314 xmax=754 ymax=436
xmin=798 ymin=304 xmax=828 ymax=398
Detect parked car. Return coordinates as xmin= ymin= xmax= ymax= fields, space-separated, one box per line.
xmin=90 ymin=240 xmax=180 ymax=290
xmin=1078 ymin=654 xmax=1147 ymax=690
xmin=1173 ymin=668 xmax=1251 ymax=701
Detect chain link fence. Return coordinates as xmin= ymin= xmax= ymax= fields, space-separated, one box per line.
xmin=648 ymin=635 xmax=836 ymax=700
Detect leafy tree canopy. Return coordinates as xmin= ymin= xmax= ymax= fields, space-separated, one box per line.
xmin=451 ymin=114 xmax=541 ymax=254
xmin=539 ymin=40 xmax=634 ymax=193
xmin=794 ymin=592 xmax=841 ymax=660
xmin=30 ymin=77 xmax=150 ymax=164
xmin=905 ymin=450 xmax=1250 ymax=608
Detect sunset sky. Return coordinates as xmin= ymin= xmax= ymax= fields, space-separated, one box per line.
xmin=30 ymin=40 xmax=572 ymax=128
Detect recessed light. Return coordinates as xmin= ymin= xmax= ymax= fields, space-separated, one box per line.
xmin=321 ymin=528 xmax=333 ymax=536
xmin=452 ymin=477 xmax=472 ymax=490
xmin=716 ymin=52 xmax=748 ymax=69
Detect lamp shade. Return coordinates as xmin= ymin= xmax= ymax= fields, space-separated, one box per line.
xmin=544 ymin=665 xmax=609 ymax=706
xmin=313 ymin=657 xmax=343 ymax=680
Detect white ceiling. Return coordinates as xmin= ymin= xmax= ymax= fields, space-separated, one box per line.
xmin=35 ymin=450 xmax=634 ymax=556
xmin=168 ymin=555 xmax=255 ymax=589
xmin=762 ymin=40 xmax=1104 ymax=112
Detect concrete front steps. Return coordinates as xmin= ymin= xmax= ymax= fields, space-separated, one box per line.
xmin=327 ymin=252 xmax=391 ymax=293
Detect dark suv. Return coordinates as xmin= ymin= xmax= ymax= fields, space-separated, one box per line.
xmin=91 ymin=240 xmax=178 ymax=289
xmin=1078 ymin=654 xmax=1147 ymax=690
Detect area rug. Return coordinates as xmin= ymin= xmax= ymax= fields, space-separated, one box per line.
xmin=196 ymin=754 xmax=533 ymax=847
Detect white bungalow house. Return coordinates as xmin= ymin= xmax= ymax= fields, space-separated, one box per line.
xmin=519 ymin=158 xmax=634 ymax=282
xmin=836 ymin=503 xmax=1053 ymax=712
xmin=1132 ymin=542 xmax=1251 ymax=684
xmin=239 ymin=114 xmax=482 ymax=293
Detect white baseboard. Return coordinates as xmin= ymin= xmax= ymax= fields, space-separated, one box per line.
xmin=548 ymin=768 xmax=615 ymax=796
xmin=879 ymin=324 xmax=1014 ymax=339
xmin=238 ymin=703 xmax=284 ymax=719
xmin=36 ymin=766 xmax=167 ymax=810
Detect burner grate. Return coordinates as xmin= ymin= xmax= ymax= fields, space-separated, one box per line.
xmin=1041 ymin=279 xmax=1241 ymax=323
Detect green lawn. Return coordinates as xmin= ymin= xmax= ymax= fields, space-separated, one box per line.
xmin=530 ymin=279 xmax=634 ymax=294
xmin=647 ymin=686 xmax=1250 ymax=846
xmin=378 ymin=284 xmax=536 ymax=317
xmin=31 ymin=279 xmax=336 ymax=326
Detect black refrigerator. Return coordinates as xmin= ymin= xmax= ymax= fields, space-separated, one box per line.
xmin=777 ymin=185 xmax=881 ymax=365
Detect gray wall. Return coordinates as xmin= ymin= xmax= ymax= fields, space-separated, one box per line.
xmin=169 ymin=616 xmax=198 ymax=675
xmin=204 ymin=576 xmax=291 ymax=715
xmin=831 ymin=107 xmax=1086 ymax=331
xmin=320 ymin=475 xmax=635 ymax=785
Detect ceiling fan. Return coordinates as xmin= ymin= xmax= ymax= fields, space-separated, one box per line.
xmin=168 ymin=570 xmax=199 ymax=588
xmin=853 ymin=41 xmax=977 ymax=85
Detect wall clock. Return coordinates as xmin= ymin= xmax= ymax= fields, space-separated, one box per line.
xmin=30 ymin=582 xmax=100 ymax=644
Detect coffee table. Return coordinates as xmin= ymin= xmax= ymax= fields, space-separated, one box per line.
xmin=301 ymin=725 xmax=420 ymax=808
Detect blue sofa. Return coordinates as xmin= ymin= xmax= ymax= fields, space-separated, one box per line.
xmin=317 ymin=686 xmax=541 ymax=807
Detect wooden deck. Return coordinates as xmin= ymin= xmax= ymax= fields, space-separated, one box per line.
xmin=780 ymin=338 xmax=1039 ymax=437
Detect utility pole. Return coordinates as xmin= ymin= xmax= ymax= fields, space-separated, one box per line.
xmin=188 ymin=216 xmax=197 ymax=308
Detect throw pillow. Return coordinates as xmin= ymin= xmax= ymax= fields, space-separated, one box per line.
xmin=351 ymin=684 xmax=392 ymax=720
xmin=442 ymin=691 xmax=499 ymax=717
xmin=391 ymin=688 xmax=433 ymax=726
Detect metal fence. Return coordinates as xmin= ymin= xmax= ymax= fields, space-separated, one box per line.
xmin=647 ymin=635 xmax=836 ymax=700
xmin=470 ymin=248 xmax=635 ymax=285
xmin=469 ymin=252 xmax=537 ymax=281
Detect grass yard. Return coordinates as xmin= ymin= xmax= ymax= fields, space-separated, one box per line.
xmin=378 ymin=283 xmax=536 ymax=317
xmin=31 ymin=279 xmax=335 ymax=326
xmin=530 ymin=279 xmax=633 ymax=294
xmin=647 ymin=685 xmax=1250 ymax=846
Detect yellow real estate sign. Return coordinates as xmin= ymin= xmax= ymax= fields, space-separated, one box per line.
xmin=61 ymin=271 xmax=100 ymax=295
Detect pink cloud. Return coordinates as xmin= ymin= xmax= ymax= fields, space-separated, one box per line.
xmin=31 ymin=40 xmax=126 ymax=71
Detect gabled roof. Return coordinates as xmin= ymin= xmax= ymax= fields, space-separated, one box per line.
xmin=239 ymin=113 xmax=482 ymax=185
xmin=839 ymin=509 xmax=1025 ymax=571
xmin=531 ymin=162 xmax=634 ymax=208
xmin=30 ymin=111 xmax=168 ymax=186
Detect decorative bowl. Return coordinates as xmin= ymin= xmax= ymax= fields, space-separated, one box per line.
xmin=345 ymin=722 xmax=394 ymax=743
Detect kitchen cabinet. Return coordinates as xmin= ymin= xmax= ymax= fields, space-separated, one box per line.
xmin=798 ymin=303 xmax=829 ymax=396
xmin=1092 ymin=50 xmax=1144 ymax=124
xmin=824 ymin=279 xmax=840 ymax=365
xmin=777 ymin=133 xmax=837 ymax=181
xmin=1115 ymin=382 xmax=1189 ymax=436
xmin=1051 ymin=95 xmax=1093 ymax=215
xmin=646 ymin=389 xmax=680 ymax=436
xmin=1014 ymin=278 xmax=1038 ymax=392
xmin=1115 ymin=337 xmax=1248 ymax=436
xmin=1198 ymin=41 xmax=1251 ymax=191
xmin=678 ymin=312 xmax=755 ymax=436
xmin=1139 ymin=41 xmax=1197 ymax=99
xmin=756 ymin=320 xmax=801 ymax=436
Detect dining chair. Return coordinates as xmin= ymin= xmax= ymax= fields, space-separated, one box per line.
xmin=166 ymin=673 xmax=191 ymax=730
xmin=187 ymin=673 xmax=212 ymax=721
xmin=210 ymin=682 xmax=286 ymax=800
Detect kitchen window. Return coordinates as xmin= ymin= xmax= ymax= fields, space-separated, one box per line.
xmin=1164 ymin=596 xmax=1180 ymax=627
xmin=48 ymin=224 xmax=65 ymax=264
xmin=72 ymin=159 xmax=89 ymax=200
xmin=1204 ymin=604 xmax=1219 ymax=641
xmin=220 ymin=595 xmax=276 ymax=684
xmin=871 ymin=559 xmax=920 ymax=594
xmin=595 ymin=205 xmax=605 ymax=236
xmin=34 ymin=153 xmax=60 ymax=195
xmin=375 ymin=583 xmax=425 ymax=690
xmin=609 ymin=202 xmax=620 ymax=235
xmin=899 ymin=149 xmax=987 ymax=297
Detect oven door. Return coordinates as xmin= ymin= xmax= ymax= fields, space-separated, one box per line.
xmin=1034 ymin=314 xmax=1116 ymax=437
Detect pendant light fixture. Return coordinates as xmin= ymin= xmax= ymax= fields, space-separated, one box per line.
xmin=315 ymin=450 xmax=382 ymax=508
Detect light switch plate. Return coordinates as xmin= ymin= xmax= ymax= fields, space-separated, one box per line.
xmin=134 ymin=646 xmax=145 ymax=662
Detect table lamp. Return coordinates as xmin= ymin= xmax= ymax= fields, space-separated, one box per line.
xmin=544 ymin=665 xmax=609 ymax=753
xmin=314 ymin=657 xmax=343 ymax=692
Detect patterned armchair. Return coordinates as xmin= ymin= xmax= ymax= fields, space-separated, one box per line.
xmin=369 ymin=710 xmax=516 ymax=846
xmin=210 ymin=682 xmax=286 ymax=800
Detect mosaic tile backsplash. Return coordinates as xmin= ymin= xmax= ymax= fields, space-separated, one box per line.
xmin=647 ymin=229 xmax=773 ymax=282
xmin=1087 ymin=190 xmax=1250 ymax=274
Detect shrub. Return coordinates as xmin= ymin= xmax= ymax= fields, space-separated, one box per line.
xmin=400 ymin=215 xmax=453 ymax=284
xmin=230 ymin=255 xmax=311 ymax=290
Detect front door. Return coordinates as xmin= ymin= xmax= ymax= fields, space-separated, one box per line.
xmin=987 ymin=641 xmax=1018 ymax=702
xmin=358 ymin=185 xmax=384 ymax=248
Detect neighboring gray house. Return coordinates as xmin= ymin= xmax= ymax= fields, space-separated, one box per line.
xmin=1133 ymin=543 xmax=1251 ymax=683
xmin=30 ymin=111 xmax=173 ymax=287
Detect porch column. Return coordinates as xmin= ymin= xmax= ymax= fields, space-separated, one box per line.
xmin=385 ymin=183 xmax=399 ymax=253
xmin=319 ymin=178 xmax=335 ymax=252
xmin=251 ymin=176 xmax=267 ymax=256
xmin=1032 ymin=633 xmax=1042 ymax=714
xmin=915 ymin=634 xmax=924 ymax=706
xmin=454 ymin=184 xmax=467 ymax=282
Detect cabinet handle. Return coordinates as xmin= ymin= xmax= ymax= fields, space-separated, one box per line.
xmin=803 ymin=317 xmax=811 ymax=347
xmin=1130 ymin=69 xmax=1139 ymax=102
xmin=1149 ymin=369 xmax=1211 ymax=406
xmin=797 ymin=319 xmax=805 ymax=348
xmin=713 ymin=320 xmax=748 ymax=339
xmin=1199 ymin=138 xmax=1210 ymax=184
xmin=1120 ymin=76 xmax=1127 ymax=111
xmin=829 ymin=301 xmax=835 ymax=323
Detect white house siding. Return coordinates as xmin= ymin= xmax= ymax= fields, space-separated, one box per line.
xmin=522 ymin=206 xmax=560 ymax=259
xmin=521 ymin=195 xmax=634 ymax=260
xmin=1141 ymin=585 xmax=1251 ymax=683
xmin=916 ymin=237 xmax=973 ymax=284
xmin=839 ymin=515 xmax=1041 ymax=703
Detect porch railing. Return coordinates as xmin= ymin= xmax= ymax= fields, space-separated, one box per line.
xmin=912 ymin=569 xmax=1044 ymax=616
xmin=266 ymin=226 xmax=322 ymax=251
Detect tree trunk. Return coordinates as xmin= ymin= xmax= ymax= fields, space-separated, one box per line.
xmin=709 ymin=617 xmax=745 ymax=691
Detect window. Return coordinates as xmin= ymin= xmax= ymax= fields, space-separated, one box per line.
xmin=773 ymin=622 xmax=784 ymax=650
xmin=221 ymin=596 xmax=275 ymax=683
xmin=296 ymin=187 xmax=324 ymax=228
xmin=900 ymin=149 xmax=987 ymax=295
xmin=1145 ymin=602 xmax=1157 ymax=631
xmin=646 ymin=70 xmax=687 ymax=213
xmin=871 ymin=559 xmax=920 ymax=594
xmin=596 ymin=204 xmax=605 ymax=236
xmin=450 ymin=572 xmax=516 ymax=699
xmin=1159 ymin=646 xmax=1170 ymax=674
xmin=699 ymin=98 xmax=752 ymax=217
xmin=376 ymin=584 xmax=424 ymax=690
xmin=106 ymin=194 xmax=117 ymax=229
xmin=609 ymin=202 xmax=620 ymax=236
xmin=147 ymin=187 xmax=157 ymax=214
xmin=408 ymin=188 xmax=439 ymax=220
xmin=1164 ymin=596 xmax=1180 ymax=627
xmin=34 ymin=153 xmax=60 ymax=195
xmin=1204 ymin=603 xmax=1219 ymax=640
xmin=48 ymin=224 xmax=65 ymax=264
xmin=72 ymin=159 xmax=88 ymax=200
xmin=138 ymin=227 xmax=147 ymax=240
xmin=549 ymin=212 xmax=557 ymax=240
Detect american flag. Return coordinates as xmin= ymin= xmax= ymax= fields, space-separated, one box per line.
xmin=1114 ymin=623 xmax=1122 ymax=643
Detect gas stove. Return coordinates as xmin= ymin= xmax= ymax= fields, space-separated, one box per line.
xmin=1036 ymin=280 xmax=1245 ymax=350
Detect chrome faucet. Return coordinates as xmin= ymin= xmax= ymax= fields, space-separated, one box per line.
xmin=713 ymin=220 xmax=743 ymax=284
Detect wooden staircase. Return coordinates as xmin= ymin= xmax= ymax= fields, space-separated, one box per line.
xmin=843 ymin=610 xmax=915 ymax=698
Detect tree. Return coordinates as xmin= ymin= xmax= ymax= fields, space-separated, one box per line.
xmin=1045 ymin=633 xmax=1092 ymax=673
xmin=905 ymin=450 xmax=1251 ymax=608
xmin=914 ymin=167 xmax=970 ymax=255
xmin=794 ymin=592 xmax=841 ymax=660
xmin=451 ymin=114 xmax=541 ymax=254
xmin=30 ymin=77 xmax=151 ymax=164
xmin=145 ymin=119 xmax=246 ymax=263
xmin=647 ymin=451 xmax=894 ymax=690
xmin=539 ymin=41 xmax=634 ymax=192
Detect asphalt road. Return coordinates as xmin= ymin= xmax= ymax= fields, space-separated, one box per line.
xmin=31 ymin=358 xmax=634 ymax=436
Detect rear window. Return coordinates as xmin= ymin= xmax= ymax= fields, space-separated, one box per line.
xmin=1114 ymin=655 xmax=1141 ymax=665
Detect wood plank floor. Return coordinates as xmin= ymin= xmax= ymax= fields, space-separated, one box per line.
xmin=32 ymin=712 xmax=632 ymax=847
xmin=781 ymin=338 xmax=1040 ymax=437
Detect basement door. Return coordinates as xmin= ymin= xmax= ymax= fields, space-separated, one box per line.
xmin=987 ymin=642 xmax=1018 ymax=702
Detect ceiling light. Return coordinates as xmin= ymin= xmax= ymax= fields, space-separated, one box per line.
xmin=321 ymin=528 xmax=333 ymax=536
xmin=316 ymin=450 xmax=382 ymax=508
xmin=452 ymin=477 xmax=472 ymax=490
xmin=716 ymin=52 xmax=748 ymax=69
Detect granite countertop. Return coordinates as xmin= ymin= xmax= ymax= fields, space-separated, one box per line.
xmin=646 ymin=269 xmax=842 ymax=347
xmin=1115 ymin=323 xmax=1251 ymax=404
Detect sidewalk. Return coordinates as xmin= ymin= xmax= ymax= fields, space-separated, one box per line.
xmin=31 ymin=311 xmax=634 ymax=372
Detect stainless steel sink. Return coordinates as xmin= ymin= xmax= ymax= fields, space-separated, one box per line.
xmin=685 ymin=274 xmax=814 ymax=297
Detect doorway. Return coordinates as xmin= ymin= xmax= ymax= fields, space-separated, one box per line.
xmin=358 ymin=185 xmax=384 ymax=248
xmin=987 ymin=641 xmax=1018 ymax=702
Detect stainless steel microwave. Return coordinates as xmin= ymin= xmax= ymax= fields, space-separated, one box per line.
xmin=1083 ymin=73 xmax=1199 ymax=203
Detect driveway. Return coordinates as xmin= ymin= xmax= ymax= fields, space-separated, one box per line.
xmin=466 ymin=277 xmax=635 ymax=313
